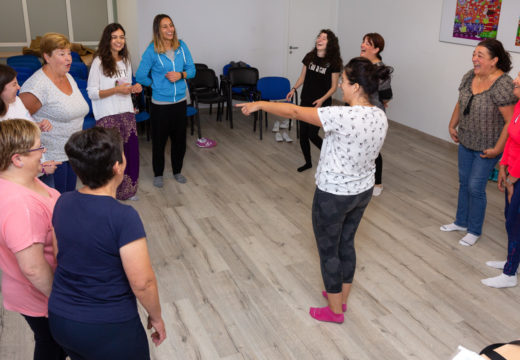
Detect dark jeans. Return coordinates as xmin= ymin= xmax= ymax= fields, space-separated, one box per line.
xmin=298 ymin=98 xmax=329 ymax=164
xmin=22 ymin=315 xmax=67 ymax=360
xmin=151 ymin=101 xmax=187 ymax=176
xmin=40 ymin=161 xmax=77 ymax=193
xmin=49 ymin=312 xmax=150 ymax=360
xmin=312 ymin=187 xmax=372 ymax=293
xmin=504 ymin=181 xmax=520 ymax=275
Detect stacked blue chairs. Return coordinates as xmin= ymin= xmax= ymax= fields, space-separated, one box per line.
xmin=69 ymin=62 xmax=88 ymax=79
xmin=7 ymin=55 xmax=41 ymax=72
xmin=80 ymin=88 xmax=95 ymax=129
xmin=256 ymin=76 xmax=298 ymax=136
xmin=70 ymin=51 xmax=82 ymax=63
xmin=75 ymin=78 xmax=87 ymax=90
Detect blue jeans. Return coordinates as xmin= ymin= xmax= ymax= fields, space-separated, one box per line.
xmin=504 ymin=182 xmax=520 ymax=275
xmin=40 ymin=161 xmax=77 ymax=193
xmin=455 ymin=145 xmax=499 ymax=236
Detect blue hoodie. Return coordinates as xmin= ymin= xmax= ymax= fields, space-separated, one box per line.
xmin=136 ymin=40 xmax=196 ymax=103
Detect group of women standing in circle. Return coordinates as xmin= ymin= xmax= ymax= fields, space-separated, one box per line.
xmin=0 ymin=14 xmax=194 ymax=359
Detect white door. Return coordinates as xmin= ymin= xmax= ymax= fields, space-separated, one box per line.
xmin=286 ymin=0 xmax=338 ymax=89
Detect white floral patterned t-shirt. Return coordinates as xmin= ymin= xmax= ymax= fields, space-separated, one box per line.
xmin=316 ymin=105 xmax=388 ymax=195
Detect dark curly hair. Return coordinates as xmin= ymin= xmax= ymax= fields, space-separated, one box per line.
xmin=344 ymin=57 xmax=393 ymax=97
xmin=307 ymin=29 xmax=343 ymax=70
xmin=95 ymin=23 xmax=130 ymax=78
xmin=477 ymin=39 xmax=512 ymax=73
xmin=0 ymin=64 xmax=17 ymax=117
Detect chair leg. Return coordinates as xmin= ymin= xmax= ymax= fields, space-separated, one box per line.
xmin=196 ymin=111 xmax=202 ymax=139
xmin=258 ymin=112 xmax=262 ymax=140
xmin=190 ymin=115 xmax=194 ymax=135
xmin=209 ymin=104 xmax=213 ymax=115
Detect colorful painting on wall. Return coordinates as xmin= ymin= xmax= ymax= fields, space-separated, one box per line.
xmin=516 ymin=18 xmax=520 ymax=46
xmin=453 ymin=0 xmax=503 ymax=40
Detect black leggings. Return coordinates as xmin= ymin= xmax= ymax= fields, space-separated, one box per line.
xmin=151 ymin=101 xmax=187 ymax=176
xmin=312 ymin=187 xmax=372 ymax=293
xmin=22 ymin=315 xmax=67 ymax=360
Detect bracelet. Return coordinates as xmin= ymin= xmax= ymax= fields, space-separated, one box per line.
xmin=292 ymin=87 xmax=296 ymax=91
xmin=180 ymin=72 xmax=185 ymax=79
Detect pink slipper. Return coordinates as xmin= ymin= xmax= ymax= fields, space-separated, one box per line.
xmin=309 ymin=306 xmax=344 ymax=323
xmin=196 ymin=137 xmax=217 ymax=148
xmin=322 ymin=291 xmax=347 ymax=312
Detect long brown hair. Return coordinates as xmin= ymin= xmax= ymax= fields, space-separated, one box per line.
xmin=0 ymin=64 xmax=17 ymax=117
xmin=152 ymin=14 xmax=179 ymax=53
xmin=95 ymin=23 xmax=130 ymax=78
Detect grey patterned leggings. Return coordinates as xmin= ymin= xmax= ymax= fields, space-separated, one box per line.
xmin=312 ymin=187 xmax=372 ymax=293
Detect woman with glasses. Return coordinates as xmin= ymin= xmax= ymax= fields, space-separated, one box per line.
xmin=87 ymin=23 xmax=142 ymax=201
xmin=441 ymin=39 xmax=516 ymax=246
xmin=20 ymin=32 xmax=89 ymax=193
xmin=239 ymin=58 xmax=392 ymax=323
xmin=0 ymin=119 xmax=66 ymax=360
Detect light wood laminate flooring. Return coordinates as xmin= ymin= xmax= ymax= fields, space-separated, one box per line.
xmin=1 ymin=108 xmax=518 ymax=359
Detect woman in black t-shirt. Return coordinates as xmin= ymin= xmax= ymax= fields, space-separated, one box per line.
xmin=286 ymin=29 xmax=342 ymax=172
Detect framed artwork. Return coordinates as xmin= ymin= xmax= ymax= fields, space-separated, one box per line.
xmin=440 ymin=0 xmax=520 ymax=53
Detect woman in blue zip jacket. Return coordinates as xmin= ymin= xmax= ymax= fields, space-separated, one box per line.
xmin=136 ymin=14 xmax=195 ymax=187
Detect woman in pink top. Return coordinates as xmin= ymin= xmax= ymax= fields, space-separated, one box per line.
xmin=0 ymin=119 xmax=66 ymax=359
xmin=482 ymin=71 xmax=520 ymax=288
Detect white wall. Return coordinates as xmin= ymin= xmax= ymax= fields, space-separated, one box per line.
xmin=119 ymin=0 xmax=290 ymax=78
xmin=337 ymin=0 xmax=520 ymax=142
xmin=118 ymin=0 xmax=520 ymax=142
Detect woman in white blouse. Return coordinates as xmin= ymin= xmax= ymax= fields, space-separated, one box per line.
xmin=87 ymin=23 xmax=142 ymax=201
xmin=20 ymin=32 xmax=89 ymax=193
xmin=238 ymin=57 xmax=392 ymax=324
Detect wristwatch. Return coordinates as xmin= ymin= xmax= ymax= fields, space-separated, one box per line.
xmin=180 ymin=72 xmax=185 ymax=79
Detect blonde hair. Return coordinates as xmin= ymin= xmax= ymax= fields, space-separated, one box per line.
xmin=0 ymin=119 xmax=40 ymax=171
xmin=152 ymin=14 xmax=179 ymax=53
xmin=40 ymin=32 xmax=71 ymax=63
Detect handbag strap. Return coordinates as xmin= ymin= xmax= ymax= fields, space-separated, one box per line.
xmin=480 ymin=340 xmax=520 ymax=360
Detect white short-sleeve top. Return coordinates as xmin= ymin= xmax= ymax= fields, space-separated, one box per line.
xmin=20 ymin=69 xmax=89 ymax=162
xmin=316 ymin=105 xmax=388 ymax=195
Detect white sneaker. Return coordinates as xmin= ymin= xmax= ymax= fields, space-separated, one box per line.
xmin=280 ymin=119 xmax=290 ymax=129
xmin=275 ymin=132 xmax=283 ymax=142
xmin=486 ymin=260 xmax=506 ymax=270
xmin=282 ymin=132 xmax=292 ymax=142
xmin=481 ymin=273 xmax=517 ymax=288
xmin=272 ymin=121 xmax=280 ymax=132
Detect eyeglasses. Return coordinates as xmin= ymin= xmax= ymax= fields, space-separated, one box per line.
xmin=22 ymin=145 xmax=46 ymax=153
xmin=463 ymin=94 xmax=474 ymax=116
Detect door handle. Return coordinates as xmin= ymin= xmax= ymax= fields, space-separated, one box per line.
xmin=289 ymin=46 xmax=299 ymax=50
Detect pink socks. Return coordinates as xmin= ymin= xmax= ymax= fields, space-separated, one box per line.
xmin=321 ymin=291 xmax=347 ymax=312
xmin=309 ymin=306 xmax=344 ymax=323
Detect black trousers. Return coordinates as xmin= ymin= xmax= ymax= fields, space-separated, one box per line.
xmin=22 ymin=315 xmax=67 ymax=360
xmin=151 ymin=101 xmax=187 ymax=176
xmin=298 ymin=99 xmax=328 ymax=164
xmin=375 ymin=153 xmax=383 ymax=185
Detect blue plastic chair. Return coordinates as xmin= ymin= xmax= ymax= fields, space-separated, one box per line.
xmin=70 ymin=51 xmax=82 ymax=63
xmin=257 ymin=76 xmax=298 ymax=137
xmin=7 ymin=55 xmax=41 ymax=71
xmin=69 ymin=62 xmax=88 ymax=79
xmin=79 ymin=88 xmax=95 ymax=129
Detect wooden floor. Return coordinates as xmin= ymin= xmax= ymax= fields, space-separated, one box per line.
xmin=1 ymin=108 xmax=520 ymax=359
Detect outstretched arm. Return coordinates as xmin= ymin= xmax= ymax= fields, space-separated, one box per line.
xmin=237 ymin=101 xmax=321 ymax=127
